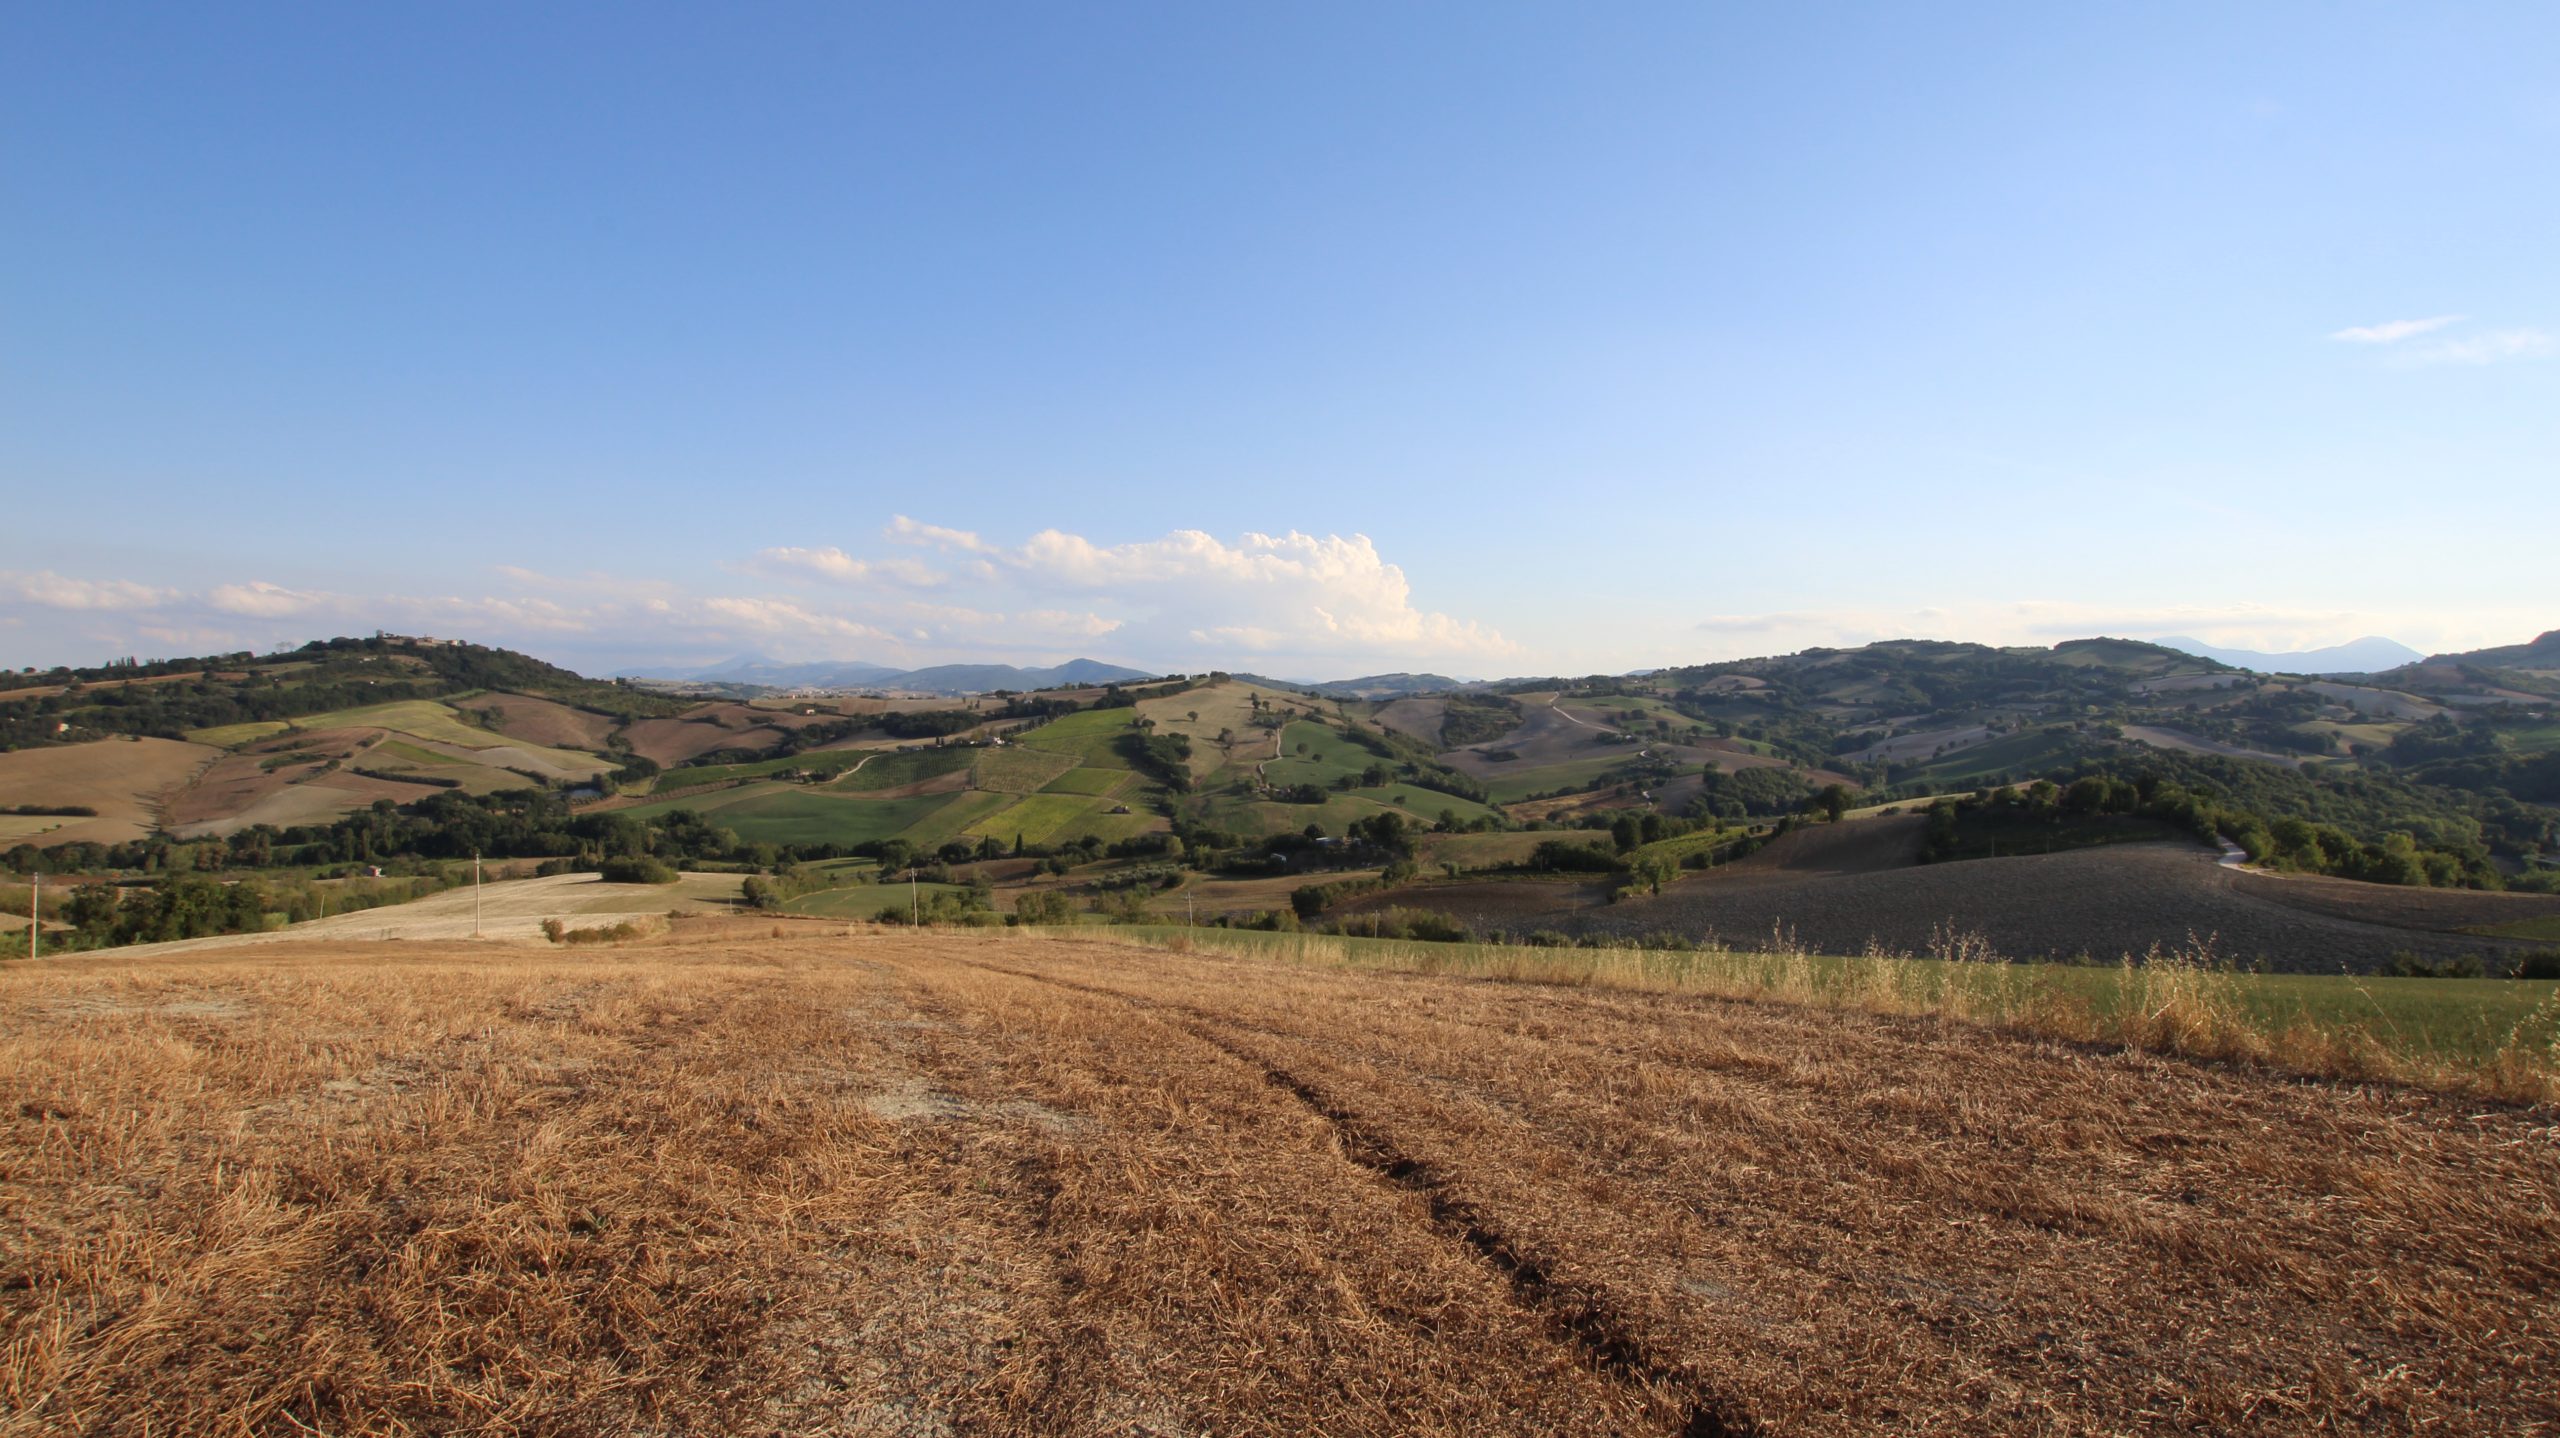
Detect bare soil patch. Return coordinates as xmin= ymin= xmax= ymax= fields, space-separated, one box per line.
xmin=5 ymin=931 xmax=2550 ymax=1436
xmin=1567 ymin=842 xmax=2555 ymax=972
xmin=2121 ymin=724 xmax=2306 ymax=768
xmin=469 ymin=692 xmax=619 ymax=750
xmin=1374 ymin=696 xmax=1449 ymax=744
xmin=1843 ymin=723 xmax=1993 ymax=764
xmin=2230 ymin=868 xmax=2560 ymax=936
xmin=621 ymin=716 xmax=791 ymax=767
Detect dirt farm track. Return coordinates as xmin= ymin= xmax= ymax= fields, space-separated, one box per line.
xmin=4 ymin=927 xmax=2555 ymax=1436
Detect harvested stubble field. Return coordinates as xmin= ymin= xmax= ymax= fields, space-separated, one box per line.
xmin=5 ymin=927 xmax=2557 ymax=1437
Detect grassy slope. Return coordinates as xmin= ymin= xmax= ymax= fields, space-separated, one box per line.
xmin=1014 ymin=708 xmax=1140 ymax=770
xmin=615 ymin=785 xmax=959 ymax=847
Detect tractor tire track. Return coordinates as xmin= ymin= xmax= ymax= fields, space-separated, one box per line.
xmin=950 ymin=953 xmax=1756 ymax=1438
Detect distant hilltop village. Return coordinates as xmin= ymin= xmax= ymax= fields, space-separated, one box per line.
xmin=372 ymin=632 xmax=463 ymax=648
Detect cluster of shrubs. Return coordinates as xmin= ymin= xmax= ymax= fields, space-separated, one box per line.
xmin=597 ymin=855 xmax=678 ymax=885
xmin=539 ymin=917 xmax=649 ymax=946
xmin=2389 ymin=949 xmax=2560 ymax=980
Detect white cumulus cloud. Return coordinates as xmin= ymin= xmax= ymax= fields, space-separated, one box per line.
xmin=2405 ymin=328 xmax=2555 ymax=367
xmin=886 ymin=516 xmax=996 ymax=554
xmin=1003 ymin=527 xmax=1518 ymax=659
xmin=207 ymin=581 xmax=332 ymax=618
xmin=2329 ymin=314 xmax=2463 ymax=344
xmin=747 ymin=546 xmax=945 ymax=586
xmin=3 ymin=570 xmax=175 ymax=611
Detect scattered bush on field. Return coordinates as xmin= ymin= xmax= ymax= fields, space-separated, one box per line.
xmin=598 ymin=855 xmax=678 ymax=885
xmin=2391 ymin=950 xmax=2488 ymax=979
xmin=539 ymin=917 xmax=649 ymax=945
xmin=2501 ymin=949 xmax=2560 ymax=979
xmin=1011 ymin=890 xmax=1080 ymax=926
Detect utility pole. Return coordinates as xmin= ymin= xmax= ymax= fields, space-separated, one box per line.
xmin=473 ymin=852 xmax=483 ymax=939
xmin=910 ymin=866 xmax=918 ymax=926
xmin=1186 ymin=890 xmax=1194 ymax=928
xmin=27 ymin=871 xmax=36 ymax=961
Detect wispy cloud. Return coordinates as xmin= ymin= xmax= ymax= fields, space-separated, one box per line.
xmin=2329 ymin=314 xmax=2463 ymax=344
xmin=886 ymin=516 xmax=996 ymax=554
xmin=206 ymin=581 xmax=330 ymax=618
xmin=3 ymin=570 xmax=176 ymax=612
xmin=746 ymin=546 xmax=945 ymax=587
xmin=2404 ymin=328 xmax=2555 ymax=367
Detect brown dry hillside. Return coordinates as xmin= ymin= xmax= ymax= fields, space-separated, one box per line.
xmin=469 ymin=692 xmax=620 ymax=751
xmin=1373 ymin=695 xmax=1449 ymax=744
xmin=3 ymin=929 xmax=2552 ymax=1436
xmin=0 ymin=736 xmax=218 ymax=846
xmin=621 ymin=714 xmax=792 ymax=766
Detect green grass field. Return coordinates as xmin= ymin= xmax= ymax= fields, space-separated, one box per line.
xmin=192 ymin=701 xmax=606 ymax=770
xmin=785 ymin=882 xmax=970 ymax=919
xmin=1555 ymin=694 xmax=1695 ymax=733
xmin=1015 ymin=708 xmax=1141 ymax=769
xmin=1482 ymin=754 xmax=1630 ymax=804
xmin=1110 ymin=927 xmax=2560 ymax=1075
xmin=2470 ymin=915 xmax=2560 ymax=942
xmin=973 ymin=745 xmax=1081 ymax=794
xmin=1263 ymin=721 xmax=1375 ymax=787
xmin=651 ymin=750 xmax=858 ymax=792
xmin=1415 ymin=831 xmax=1554 ymax=868
xmin=1349 ymin=784 xmax=1502 ymax=825
xmin=894 ymin=790 xmax=1016 ymax=848
xmin=615 ymin=784 xmax=960 ymax=847
xmin=829 ymin=748 xmax=974 ymax=792
xmin=295 ymin=700 xmax=500 ymax=748
xmin=1205 ymin=791 xmax=1468 ymax=839
xmin=1039 ymin=766 xmax=1129 ymax=797
xmin=965 ymin=791 xmax=1115 ymax=846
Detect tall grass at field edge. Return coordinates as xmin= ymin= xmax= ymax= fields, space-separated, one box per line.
xmin=1093 ymin=926 xmax=2560 ymax=1105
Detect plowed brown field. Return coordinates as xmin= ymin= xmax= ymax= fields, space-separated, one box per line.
xmin=470 ymin=692 xmax=620 ymax=751
xmin=5 ymin=929 xmax=2552 ymax=1436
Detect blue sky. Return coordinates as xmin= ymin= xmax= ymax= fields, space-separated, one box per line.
xmin=5 ymin=3 xmax=2554 ymax=678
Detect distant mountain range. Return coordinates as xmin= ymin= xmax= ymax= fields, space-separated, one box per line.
xmin=641 ymin=655 xmax=1159 ymax=696
xmin=1234 ymin=671 xmax=1479 ymax=700
xmin=2151 ymin=635 xmax=2424 ymax=676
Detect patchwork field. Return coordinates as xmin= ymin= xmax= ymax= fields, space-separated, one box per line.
xmin=6 ymin=930 xmax=2550 ymax=1435
xmin=969 ymin=744 xmax=1080 ymax=794
xmin=963 ymin=791 xmax=1124 ymax=847
xmin=1037 ymin=764 xmax=1129 ymax=797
